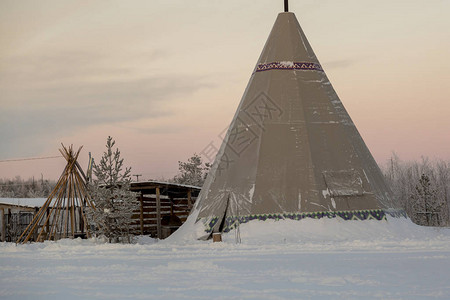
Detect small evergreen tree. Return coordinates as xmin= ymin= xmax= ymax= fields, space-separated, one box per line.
xmin=87 ymin=136 xmax=139 ymax=243
xmin=173 ymin=153 xmax=210 ymax=187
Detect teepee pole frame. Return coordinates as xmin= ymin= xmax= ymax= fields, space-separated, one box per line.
xmin=17 ymin=144 xmax=95 ymax=244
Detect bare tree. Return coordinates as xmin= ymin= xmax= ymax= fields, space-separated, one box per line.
xmin=172 ymin=153 xmax=210 ymax=187
xmin=382 ymin=155 xmax=450 ymax=226
xmin=0 ymin=177 xmax=56 ymax=198
xmin=410 ymin=174 xmax=441 ymax=226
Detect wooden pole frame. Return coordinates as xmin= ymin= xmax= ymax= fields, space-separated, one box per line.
xmin=17 ymin=144 xmax=96 ymax=244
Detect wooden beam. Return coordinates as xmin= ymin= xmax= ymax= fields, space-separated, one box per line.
xmin=187 ymin=189 xmax=192 ymax=210
xmin=1 ymin=208 xmax=5 ymax=242
xmin=0 ymin=204 xmax=35 ymax=212
xmin=46 ymin=207 xmax=50 ymax=234
xmin=7 ymin=209 xmax=11 ymax=241
xmin=78 ymin=207 xmax=83 ymax=235
xmin=139 ymin=195 xmax=144 ymax=235
xmin=33 ymin=207 xmax=39 ymax=242
xmin=156 ymin=187 xmax=162 ymax=239
xmin=156 ymin=187 xmax=161 ymax=239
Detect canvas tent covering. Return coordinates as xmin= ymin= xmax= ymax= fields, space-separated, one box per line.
xmin=183 ymin=11 xmax=404 ymax=240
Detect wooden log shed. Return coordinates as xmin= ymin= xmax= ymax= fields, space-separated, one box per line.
xmin=129 ymin=181 xmax=201 ymax=239
xmin=0 ymin=181 xmax=201 ymax=242
xmin=0 ymin=203 xmax=36 ymax=242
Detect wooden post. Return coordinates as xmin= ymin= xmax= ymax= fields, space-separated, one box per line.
xmin=156 ymin=187 xmax=161 ymax=239
xmin=1 ymin=208 xmax=5 ymax=242
xmin=7 ymin=209 xmax=11 ymax=242
xmin=46 ymin=207 xmax=50 ymax=234
xmin=79 ymin=207 xmax=84 ymax=236
xmin=213 ymin=233 xmax=222 ymax=242
xmin=187 ymin=189 xmax=192 ymax=210
xmin=33 ymin=207 xmax=39 ymax=242
xmin=139 ymin=195 xmax=144 ymax=235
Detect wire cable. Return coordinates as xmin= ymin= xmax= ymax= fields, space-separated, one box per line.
xmin=0 ymin=156 xmax=62 ymax=163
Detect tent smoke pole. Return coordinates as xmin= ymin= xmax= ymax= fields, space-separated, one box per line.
xmin=284 ymin=0 xmax=289 ymax=12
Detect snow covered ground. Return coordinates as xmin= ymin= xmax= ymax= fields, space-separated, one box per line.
xmin=1 ymin=218 xmax=450 ymax=299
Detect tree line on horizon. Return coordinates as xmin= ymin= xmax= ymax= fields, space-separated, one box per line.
xmin=171 ymin=153 xmax=450 ymax=227
xmin=1 ymin=152 xmax=449 ymax=227
xmin=0 ymin=176 xmax=57 ymax=198
xmin=381 ymin=154 xmax=450 ymax=227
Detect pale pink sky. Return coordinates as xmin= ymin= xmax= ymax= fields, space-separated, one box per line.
xmin=1 ymin=0 xmax=449 ymax=181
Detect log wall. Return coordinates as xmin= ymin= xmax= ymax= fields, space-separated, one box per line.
xmin=130 ymin=196 xmax=195 ymax=238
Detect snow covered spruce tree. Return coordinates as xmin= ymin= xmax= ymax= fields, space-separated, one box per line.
xmin=87 ymin=136 xmax=139 ymax=243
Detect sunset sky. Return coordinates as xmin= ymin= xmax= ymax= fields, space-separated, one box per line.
xmin=1 ymin=0 xmax=449 ymax=181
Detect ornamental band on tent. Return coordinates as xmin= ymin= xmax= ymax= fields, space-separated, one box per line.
xmin=188 ymin=10 xmax=404 ymax=240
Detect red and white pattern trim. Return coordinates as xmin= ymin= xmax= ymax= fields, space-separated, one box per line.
xmin=255 ymin=61 xmax=323 ymax=73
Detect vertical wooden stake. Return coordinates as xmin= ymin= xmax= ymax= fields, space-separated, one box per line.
xmin=1 ymin=208 xmax=5 ymax=242
xmin=46 ymin=207 xmax=50 ymax=234
xmin=33 ymin=207 xmax=39 ymax=242
xmin=79 ymin=207 xmax=84 ymax=235
xmin=169 ymin=196 xmax=174 ymax=216
xmin=139 ymin=195 xmax=144 ymax=235
xmin=187 ymin=189 xmax=192 ymax=210
xmin=156 ymin=187 xmax=161 ymax=239
xmin=213 ymin=233 xmax=222 ymax=242
xmin=7 ymin=209 xmax=11 ymax=241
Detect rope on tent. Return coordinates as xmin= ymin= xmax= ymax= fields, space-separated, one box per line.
xmin=234 ymin=197 xmax=241 ymax=244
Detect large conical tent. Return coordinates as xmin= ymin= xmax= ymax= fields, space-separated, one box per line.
xmin=17 ymin=144 xmax=95 ymax=243
xmin=186 ymin=10 xmax=404 ymax=240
